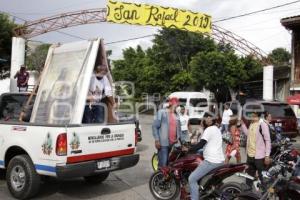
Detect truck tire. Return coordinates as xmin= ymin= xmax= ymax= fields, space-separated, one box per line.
xmin=6 ymin=155 xmax=41 ymax=199
xmin=84 ymin=172 xmax=110 ymax=184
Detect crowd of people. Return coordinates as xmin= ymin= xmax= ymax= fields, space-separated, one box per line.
xmin=152 ymin=98 xmax=272 ymax=200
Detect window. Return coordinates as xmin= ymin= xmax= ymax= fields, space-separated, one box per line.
xmin=189 ymin=98 xmax=208 ymax=107
xmin=263 ymin=104 xmax=295 ymax=118
xmin=0 ymin=94 xmax=29 ymax=121
xmin=178 ymin=98 xmax=187 ymax=106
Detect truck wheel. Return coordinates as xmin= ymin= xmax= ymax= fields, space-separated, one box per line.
xmin=84 ymin=172 xmax=110 ymax=184
xmin=6 ymin=155 xmax=41 ymax=199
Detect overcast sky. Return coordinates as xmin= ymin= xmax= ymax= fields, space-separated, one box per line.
xmin=0 ymin=0 xmax=298 ymax=59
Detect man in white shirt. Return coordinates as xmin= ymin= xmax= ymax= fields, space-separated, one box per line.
xmin=221 ymin=103 xmax=233 ymax=134
xmin=179 ymin=105 xmax=190 ymax=143
xmin=83 ymin=65 xmax=113 ymax=123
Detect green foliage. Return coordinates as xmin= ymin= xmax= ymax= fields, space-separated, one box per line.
xmin=268 ymin=47 xmax=291 ymax=67
xmin=190 ymin=49 xmax=262 ymax=101
xmin=112 ymin=28 xmax=263 ymax=101
xmin=26 ymin=44 xmax=51 ymax=72
xmin=0 ymin=14 xmax=18 ymax=69
xmin=112 ymin=29 xmax=216 ymax=97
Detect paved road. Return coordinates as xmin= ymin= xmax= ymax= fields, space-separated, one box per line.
xmin=0 ymin=115 xmax=299 ymax=199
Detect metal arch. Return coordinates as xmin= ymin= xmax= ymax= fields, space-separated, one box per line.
xmin=211 ymin=25 xmax=269 ymax=64
xmin=14 ymin=8 xmax=107 ymax=38
xmin=14 ymin=8 xmax=269 ymax=63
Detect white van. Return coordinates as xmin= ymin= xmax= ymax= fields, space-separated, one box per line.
xmin=168 ymin=92 xmax=209 ymax=119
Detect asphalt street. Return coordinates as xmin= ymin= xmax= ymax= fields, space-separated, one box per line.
xmin=0 ymin=114 xmax=299 ymax=200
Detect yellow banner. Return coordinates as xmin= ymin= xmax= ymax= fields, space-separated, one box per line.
xmin=107 ymin=0 xmax=212 ymax=34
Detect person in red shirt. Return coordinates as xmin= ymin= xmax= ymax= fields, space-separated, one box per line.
xmin=152 ymin=97 xmax=181 ymax=167
xmin=14 ymin=65 xmax=29 ymax=92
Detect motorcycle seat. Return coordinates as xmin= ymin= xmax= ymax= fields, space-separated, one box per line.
xmin=198 ymin=163 xmax=247 ymax=187
xmin=206 ymin=163 xmax=246 ymax=175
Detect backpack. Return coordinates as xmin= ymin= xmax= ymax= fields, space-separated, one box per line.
xmin=239 ymin=131 xmax=247 ymax=147
xmin=240 ymin=122 xmax=268 ymax=147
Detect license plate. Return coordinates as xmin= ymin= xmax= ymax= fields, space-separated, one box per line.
xmin=97 ymin=160 xmax=110 ymax=169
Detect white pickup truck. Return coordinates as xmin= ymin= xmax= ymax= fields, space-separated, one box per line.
xmin=0 ymin=39 xmax=139 ymax=199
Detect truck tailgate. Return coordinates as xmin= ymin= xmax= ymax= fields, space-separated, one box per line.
xmin=66 ymin=124 xmax=136 ymax=164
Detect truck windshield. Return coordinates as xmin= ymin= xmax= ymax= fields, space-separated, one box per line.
xmin=178 ymin=98 xmax=187 ymax=106
xmin=190 ymin=98 xmax=208 ymax=107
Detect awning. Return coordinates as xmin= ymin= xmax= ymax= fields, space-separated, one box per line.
xmin=287 ymin=94 xmax=300 ymax=105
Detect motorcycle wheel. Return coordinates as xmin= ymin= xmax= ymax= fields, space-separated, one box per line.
xmin=219 ymin=182 xmax=245 ymax=199
xmin=149 ymin=171 xmax=180 ymax=200
xmin=152 ymin=153 xmax=159 ymax=171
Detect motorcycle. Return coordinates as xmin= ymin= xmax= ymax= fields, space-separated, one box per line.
xmin=223 ymin=133 xmax=300 ymax=200
xmin=236 ymin=159 xmax=300 ymax=200
xmin=151 ymin=142 xmax=193 ymax=171
xmin=149 ymin=147 xmax=247 ymax=200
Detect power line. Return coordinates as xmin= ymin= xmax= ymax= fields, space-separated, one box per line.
xmin=105 ymin=34 xmax=155 ymax=45
xmin=214 ymin=0 xmax=300 ymax=23
xmin=105 ymin=1 xmax=300 ymax=45
xmin=55 ymin=30 xmax=86 ymax=40
xmin=2 ymin=0 xmax=298 ymax=45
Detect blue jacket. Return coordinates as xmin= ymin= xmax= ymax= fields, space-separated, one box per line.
xmin=152 ymin=109 xmax=181 ymax=147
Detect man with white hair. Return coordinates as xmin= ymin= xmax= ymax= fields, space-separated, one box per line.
xmin=83 ymin=65 xmax=113 ymax=123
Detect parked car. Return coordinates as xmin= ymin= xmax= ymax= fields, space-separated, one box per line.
xmin=241 ymin=100 xmax=298 ymax=138
xmin=167 ymin=92 xmax=210 ymax=123
xmin=116 ymin=111 xmax=142 ymax=142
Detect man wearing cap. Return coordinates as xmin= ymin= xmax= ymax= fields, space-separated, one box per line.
xmin=14 ymin=65 xmax=29 ymax=92
xmin=152 ymin=97 xmax=181 ymax=167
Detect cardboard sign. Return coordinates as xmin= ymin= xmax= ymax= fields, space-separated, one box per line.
xmin=107 ymin=0 xmax=212 ymax=34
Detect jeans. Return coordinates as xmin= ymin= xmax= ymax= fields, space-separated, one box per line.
xmin=221 ymin=124 xmax=229 ymax=134
xmin=189 ymin=160 xmax=223 ymax=200
xmin=181 ymin=130 xmax=190 ymax=143
xmin=82 ymin=105 xmax=104 ymax=123
xmin=158 ymin=146 xmax=169 ymax=167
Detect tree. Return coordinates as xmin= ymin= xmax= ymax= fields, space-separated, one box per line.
xmin=112 ymin=45 xmax=148 ymax=97
xmin=113 ymin=29 xmax=217 ymax=97
xmin=0 ymin=13 xmax=18 ymax=73
xmin=26 ymin=44 xmax=51 ymax=72
xmin=143 ymin=28 xmax=216 ymax=95
xmin=268 ymin=47 xmax=291 ymax=67
xmin=190 ymin=45 xmax=262 ymax=101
